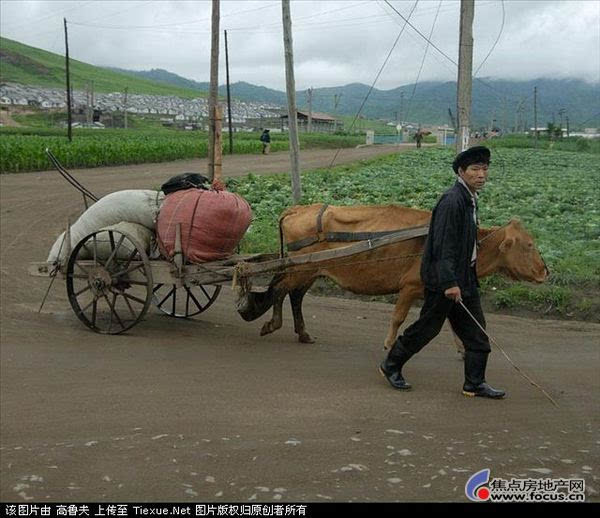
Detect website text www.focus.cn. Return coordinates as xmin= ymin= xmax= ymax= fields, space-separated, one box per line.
xmin=488 ymin=492 xmax=585 ymax=502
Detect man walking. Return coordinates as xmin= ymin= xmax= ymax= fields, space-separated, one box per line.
xmin=380 ymin=146 xmax=505 ymax=399
xmin=260 ymin=128 xmax=271 ymax=154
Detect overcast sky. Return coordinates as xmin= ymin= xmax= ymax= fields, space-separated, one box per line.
xmin=1 ymin=0 xmax=599 ymax=90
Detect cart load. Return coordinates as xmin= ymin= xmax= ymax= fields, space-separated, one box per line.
xmin=157 ymin=187 xmax=252 ymax=263
xmin=47 ymin=189 xmax=164 ymax=264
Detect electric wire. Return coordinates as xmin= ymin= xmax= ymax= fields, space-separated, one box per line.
xmin=403 ymin=0 xmax=443 ymax=123
xmin=473 ymin=0 xmax=505 ymax=76
xmin=328 ymin=0 xmax=420 ymax=170
xmin=382 ymin=0 xmax=523 ymax=104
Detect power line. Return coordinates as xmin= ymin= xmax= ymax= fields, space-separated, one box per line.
xmin=382 ymin=0 xmax=526 ymax=104
xmin=69 ymin=4 xmax=277 ymax=30
xmin=1 ymin=1 xmax=95 ymax=31
xmin=329 ymin=0 xmax=420 ymax=169
xmin=404 ymin=0 xmax=443 ymax=122
xmin=473 ymin=0 xmax=505 ymax=76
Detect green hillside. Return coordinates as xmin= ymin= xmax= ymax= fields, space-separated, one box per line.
xmin=0 ymin=37 xmax=204 ymax=98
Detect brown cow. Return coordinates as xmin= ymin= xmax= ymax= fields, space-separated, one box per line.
xmin=236 ymin=203 xmax=548 ymax=348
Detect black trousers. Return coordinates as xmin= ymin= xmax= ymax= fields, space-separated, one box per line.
xmin=398 ymin=288 xmax=491 ymax=356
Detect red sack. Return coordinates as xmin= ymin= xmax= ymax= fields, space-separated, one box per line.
xmin=157 ymin=189 xmax=252 ymax=263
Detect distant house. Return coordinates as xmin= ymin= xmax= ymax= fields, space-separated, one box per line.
xmin=280 ymin=110 xmax=341 ymax=133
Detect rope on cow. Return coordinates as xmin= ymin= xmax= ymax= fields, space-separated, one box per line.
xmin=458 ymin=300 xmax=559 ymax=408
xmin=232 ymin=262 xmax=253 ymax=295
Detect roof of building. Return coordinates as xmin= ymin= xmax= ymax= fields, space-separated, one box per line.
xmin=281 ymin=110 xmax=337 ymax=122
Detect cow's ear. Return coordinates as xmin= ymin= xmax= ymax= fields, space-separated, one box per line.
xmin=499 ymin=237 xmax=515 ymax=253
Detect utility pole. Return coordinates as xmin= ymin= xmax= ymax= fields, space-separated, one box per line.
xmin=86 ymin=82 xmax=91 ymax=124
xmin=64 ymin=18 xmax=72 ymax=142
xmin=224 ymin=29 xmax=234 ymax=154
xmin=123 ymin=87 xmax=128 ymax=129
xmin=333 ymin=93 xmax=342 ymax=133
xmin=213 ymin=105 xmax=223 ymax=184
xmin=90 ymin=80 xmax=94 ymax=122
xmin=207 ymin=0 xmax=220 ymax=180
xmin=399 ymin=91 xmax=404 ymax=123
xmin=456 ymin=0 xmax=474 ymax=153
xmin=282 ymin=0 xmax=302 ymax=203
xmin=566 ymin=115 xmax=570 ymax=137
xmin=558 ymin=108 xmax=566 ymax=138
xmin=307 ymin=87 xmax=313 ymax=133
xmin=534 ymin=86 xmax=538 ymax=148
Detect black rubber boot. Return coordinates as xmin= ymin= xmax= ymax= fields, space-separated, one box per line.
xmin=379 ymin=339 xmax=413 ymax=390
xmin=463 ymin=351 xmax=506 ymax=399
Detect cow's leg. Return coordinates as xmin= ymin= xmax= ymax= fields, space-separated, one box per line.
xmin=259 ymin=272 xmax=315 ymax=338
xmin=289 ymin=284 xmax=314 ymax=343
xmin=260 ymin=286 xmax=286 ymax=336
xmin=384 ymin=287 xmax=420 ymax=349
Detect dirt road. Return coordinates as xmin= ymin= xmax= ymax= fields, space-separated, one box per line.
xmin=1 ymin=146 xmax=598 ymax=503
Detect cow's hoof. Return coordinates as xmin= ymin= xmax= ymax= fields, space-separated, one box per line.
xmin=298 ymin=333 xmax=315 ymax=344
xmin=260 ymin=322 xmax=273 ymax=336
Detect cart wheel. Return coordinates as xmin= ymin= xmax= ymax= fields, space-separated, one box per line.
xmin=152 ymin=283 xmax=221 ymax=318
xmin=66 ymin=229 xmax=153 ymax=334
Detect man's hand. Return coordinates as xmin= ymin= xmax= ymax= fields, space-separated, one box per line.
xmin=444 ymin=286 xmax=462 ymax=302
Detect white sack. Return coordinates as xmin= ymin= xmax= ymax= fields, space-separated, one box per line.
xmin=47 ymin=190 xmax=164 ymax=263
xmin=74 ymin=222 xmax=154 ymax=261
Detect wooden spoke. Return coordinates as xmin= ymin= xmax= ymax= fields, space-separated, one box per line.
xmin=66 ymin=229 xmax=153 ymax=334
xmin=104 ymin=233 xmax=125 ymax=269
xmin=112 ymin=262 xmax=145 ymax=278
xmin=73 ymin=284 xmax=92 ymax=297
xmin=121 ymin=292 xmax=148 ymax=306
xmin=153 ymin=283 xmax=221 ymax=318
xmin=121 ymin=293 xmax=138 ymax=319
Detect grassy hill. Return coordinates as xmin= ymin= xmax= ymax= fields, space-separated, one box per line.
xmin=0 ymin=37 xmax=204 ymax=98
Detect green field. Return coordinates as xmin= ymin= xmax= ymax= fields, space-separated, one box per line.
xmin=0 ymin=128 xmax=363 ymax=173
xmin=228 ymin=146 xmax=600 ymax=320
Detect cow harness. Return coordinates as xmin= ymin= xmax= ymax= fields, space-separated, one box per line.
xmin=284 ymin=204 xmax=428 ymax=253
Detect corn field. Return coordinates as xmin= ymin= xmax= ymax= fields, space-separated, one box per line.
xmin=0 ymin=130 xmax=363 ymax=173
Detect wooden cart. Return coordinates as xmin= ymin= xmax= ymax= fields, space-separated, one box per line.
xmin=29 ymin=224 xmax=429 ymax=334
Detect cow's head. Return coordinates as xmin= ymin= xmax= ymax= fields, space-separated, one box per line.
xmin=497 ymin=219 xmax=549 ymax=283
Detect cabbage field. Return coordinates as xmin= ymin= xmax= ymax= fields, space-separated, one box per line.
xmin=229 ymin=146 xmax=600 ymax=320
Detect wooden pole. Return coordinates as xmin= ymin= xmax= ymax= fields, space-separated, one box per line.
xmin=307 ymin=87 xmax=313 ymax=133
xmin=207 ymin=0 xmax=220 ymax=180
xmin=456 ymin=0 xmax=474 ymax=153
xmin=282 ymin=0 xmax=302 ymax=203
xmin=123 ymin=87 xmax=128 ymax=129
xmin=64 ymin=18 xmax=72 ymax=142
xmin=534 ymin=86 xmax=538 ymax=147
xmin=213 ymin=105 xmax=223 ymax=183
xmin=224 ymin=29 xmax=234 ymax=154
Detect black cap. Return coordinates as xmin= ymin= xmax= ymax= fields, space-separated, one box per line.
xmin=452 ymin=146 xmax=491 ymax=174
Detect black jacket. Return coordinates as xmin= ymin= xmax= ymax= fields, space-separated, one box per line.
xmin=420 ymin=181 xmax=479 ymax=295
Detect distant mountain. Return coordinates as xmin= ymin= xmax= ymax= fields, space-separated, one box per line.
xmin=112 ymin=68 xmax=288 ymax=106
xmin=2 ymin=36 xmax=598 ymax=129
xmin=116 ymin=67 xmax=599 ymax=130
